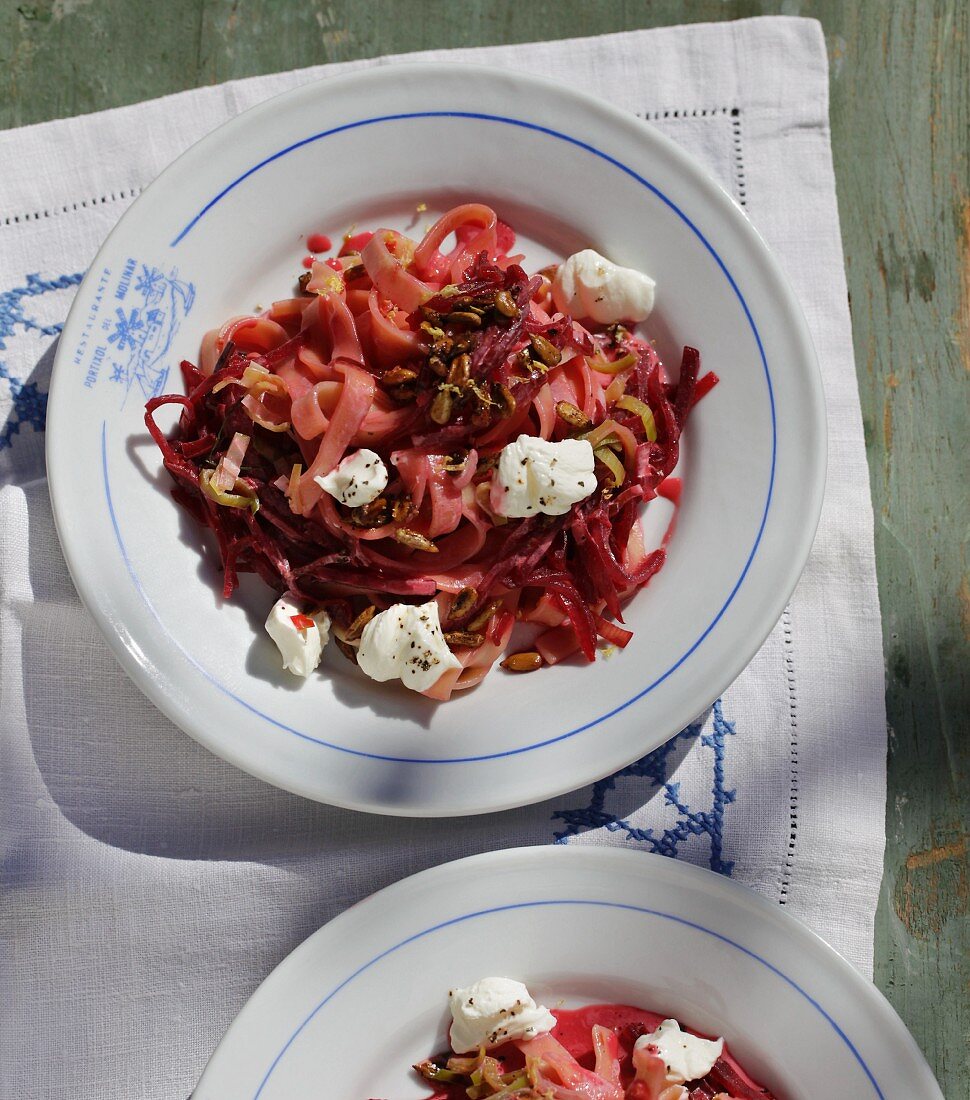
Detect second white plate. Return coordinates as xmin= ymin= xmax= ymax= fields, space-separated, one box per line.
xmin=193 ymin=846 xmax=941 ymax=1100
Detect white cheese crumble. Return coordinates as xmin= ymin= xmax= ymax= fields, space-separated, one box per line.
xmin=449 ymin=977 xmax=556 ymax=1053
xmin=314 ymin=448 xmax=388 ymax=507
xmin=264 ymin=597 xmax=330 ymax=678
xmin=634 ymin=1019 xmax=724 ymax=1084
xmin=552 ymin=248 xmax=656 ymax=324
xmin=492 ymin=434 xmax=596 ymax=518
xmin=356 ymin=600 xmax=461 ymax=692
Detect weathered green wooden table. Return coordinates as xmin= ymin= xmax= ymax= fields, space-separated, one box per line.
xmin=2 ymin=0 xmax=966 ymax=1093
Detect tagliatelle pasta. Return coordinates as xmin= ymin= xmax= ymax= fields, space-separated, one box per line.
xmin=145 ymin=204 xmax=716 ymax=698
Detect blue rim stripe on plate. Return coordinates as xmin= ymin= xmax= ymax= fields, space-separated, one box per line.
xmin=248 ymin=899 xmax=882 ymax=1099
xmin=105 ymin=111 xmax=777 ymax=764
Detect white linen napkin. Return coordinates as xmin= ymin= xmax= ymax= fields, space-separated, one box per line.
xmin=0 ymin=17 xmax=887 ymax=1100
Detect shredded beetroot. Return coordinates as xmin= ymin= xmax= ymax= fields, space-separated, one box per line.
xmin=692 ymin=369 xmax=720 ymax=406
xmin=145 ymin=205 xmax=717 ymax=696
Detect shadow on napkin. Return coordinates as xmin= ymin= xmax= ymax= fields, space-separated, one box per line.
xmin=17 ymin=467 xmax=694 ymax=861
xmin=7 ymin=339 xmax=699 ymax=863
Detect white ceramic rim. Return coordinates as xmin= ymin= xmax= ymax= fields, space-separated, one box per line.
xmin=47 ymin=63 xmax=826 ymax=815
xmin=192 ymin=847 xmax=942 ymax=1100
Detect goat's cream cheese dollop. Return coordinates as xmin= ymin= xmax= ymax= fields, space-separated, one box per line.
xmin=264 ymin=597 xmax=330 ymax=678
xmin=634 ymin=1019 xmax=724 ymax=1084
xmin=449 ymin=977 xmax=556 ymax=1053
xmin=552 ymin=248 xmax=656 ymax=324
xmin=314 ymin=448 xmax=388 ymax=507
xmin=492 ymin=434 xmax=595 ymax=518
xmin=356 ymin=600 xmax=461 ymax=692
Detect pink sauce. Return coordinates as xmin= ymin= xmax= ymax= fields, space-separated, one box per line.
xmin=552 ymin=1002 xmax=666 ymax=1073
xmin=417 ymin=1003 xmax=774 ymax=1099
xmin=340 ymin=229 xmax=375 ymax=255
xmin=301 ymin=254 xmax=315 ymax=269
xmin=657 ymin=477 xmax=682 ymax=551
xmin=657 ymin=476 xmax=682 ymax=505
xmin=552 ymin=1004 xmax=769 ymax=1093
xmin=306 ymin=232 xmax=332 ymax=252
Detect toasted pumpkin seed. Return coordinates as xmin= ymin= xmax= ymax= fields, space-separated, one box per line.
xmin=449 ymin=587 xmax=478 ymax=620
xmin=429 ymin=388 xmax=454 ymax=424
xmin=493 ymin=383 xmax=516 ymax=419
xmin=384 ymin=366 xmax=419 ymax=402
xmin=445 ymin=311 xmax=482 ymax=328
xmin=441 ymin=450 xmax=470 ymax=473
xmin=449 ymin=333 xmax=477 ymax=356
xmin=383 ymin=366 xmax=418 ymax=387
xmin=444 ymin=630 xmax=485 ymax=649
xmin=512 ymin=348 xmax=536 ymax=376
xmin=334 ymin=637 xmax=359 ymax=665
xmin=447 ymin=353 xmax=472 ymax=386
xmin=297 ymin=271 xmax=312 ymax=293
xmin=391 ymin=495 xmax=414 ymax=523
xmin=468 ymin=598 xmax=504 ymax=632
xmin=348 ymin=497 xmax=391 ymax=528
xmin=388 ymin=385 xmax=418 ymax=403
xmin=394 ymin=528 xmax=439 ymax=552
xmin=345 ymin=604 xmax=376 ymax=641
xmin=448 ymin=299 xmax=487 ymax=316
xmin=501 ymin=651 xmax=543 ymax=673
xmin=493 ymin=290 xmax=519 ymax=318
xmin=529 ymin=333 xmax=562 ymax=367
xmin=556 ymin=400 xmax=591 ymax=429
xmin=427 ymin=354 xmax=449 ymax=378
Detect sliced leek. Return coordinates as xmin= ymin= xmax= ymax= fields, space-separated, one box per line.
xmin=587 ymin=351 xmax=636 ymax=375
xmin=604 ymin=375 xmax=627 ymax=405
xmin=616 ymin=394 xmax=658 ymax=441
xmin=413 ymin=1061 xmax=462 ymax=1084
xmin=594 ymin=445 xmax=627 ymax=488
xmin=247 ymin=410 xmax=291 ymax=433
xmin=212 ymin=361 xmax=287 ymax=398
xmin=199 ymin=469 xmax=259 ymax=512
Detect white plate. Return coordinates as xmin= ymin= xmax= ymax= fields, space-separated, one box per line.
xmin=193 ymin=847 xmax=941 ymax=1099
xmin=47 ymin=64 xmax=825 ymax=816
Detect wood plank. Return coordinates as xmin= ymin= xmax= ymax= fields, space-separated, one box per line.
xmin=0 ymin=1 xmax=965 ymax=1095
xmin=829 ymin=5 xmax=969 ymax=1089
